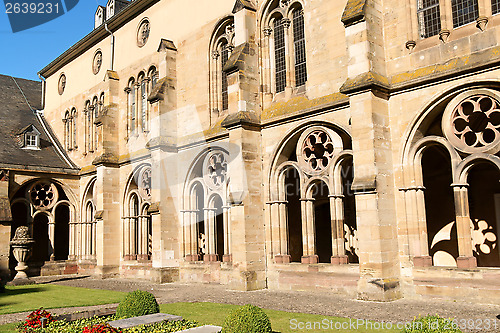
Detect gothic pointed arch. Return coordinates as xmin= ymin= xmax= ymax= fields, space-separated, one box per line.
xmin=182 ymin=148 xmax=232 ymax=262
xmin=209 ymin=16 xmax=235 ymax=123
xmin=268 ymin=122 xmax=357 ymax=264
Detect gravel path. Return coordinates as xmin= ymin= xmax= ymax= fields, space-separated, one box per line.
xmin=2 ymin=276 xmax=500 ymax=332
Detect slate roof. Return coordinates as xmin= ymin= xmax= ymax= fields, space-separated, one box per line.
xmin=0 ymin=74 xmax=78 ymax=172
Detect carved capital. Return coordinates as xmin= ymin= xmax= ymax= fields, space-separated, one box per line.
xmin=263 ymin=26 xmax=273 ymax=37
xmin=124 ymin=87 xmax=131 ymax=93
xmin=282 ymin=18 xmax=291 ymax=29
xmin=212 ymin=50 xmax=220 ymax=59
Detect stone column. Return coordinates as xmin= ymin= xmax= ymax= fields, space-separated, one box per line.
xmin=222 ymin=205 xmax=232 ymax=262
xmin=282 ymin=18 xmax=292 ymax=97
xmin=403 ymin=187 xmax=432 ymax=267
xmin=300 ymin=198 xmax=317 ymax=264
xmin=204 ymin=208 xmax=217 ymax=262
xmin=268 ymin=202 xmax=281 ymax=261
xmin=263 ymin=26 xmax=273 ymax=104
xmin=453 ymin=184 xmax=477 ymax=269
xmin=68 ymin=221 xmax=77 ymax=260
xmin=191 ymin=211 xmax=199 ymax=260
xmin=330 ymin=195 xmax=348 ymax=264
xmin=48 ymin=219 xmax=55 ymax=261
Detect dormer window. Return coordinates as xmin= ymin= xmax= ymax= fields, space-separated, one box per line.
xmin=95 ymin=6 xmax=106 ymax=29
xmin=18 ymin=125 xmax=41 ymax=150
xmin=26 ymin=133 xmax=38 ymax=148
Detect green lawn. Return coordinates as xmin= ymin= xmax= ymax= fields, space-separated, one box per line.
xmin=160 ymin=302 xmax=400 ymax=333
xmin=0 ymin=287 xmax=402 ymax=333
xmin=0 ymin=284 xmax=125 ymax=315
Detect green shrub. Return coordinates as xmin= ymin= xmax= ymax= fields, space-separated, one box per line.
xmin=402 ymin=315 xmax=462 ymax=332
xmin=222 ymin=304 xmax=272 ymax=333
xmin=116 ymin=290 xmax=160 ymax=319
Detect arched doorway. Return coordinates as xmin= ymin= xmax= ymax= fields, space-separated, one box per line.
xmin=285 ymin=167 xmax=302 ymax=263
xmin=422 ymin=146 xmax=458 ymax=267
xmin=54 ymin=204 xmax=70 ymax=261
xmin=32 ymin=213 xmax=50 ymax=263
xmin=311 ymin=180 xmax=332 ymax=263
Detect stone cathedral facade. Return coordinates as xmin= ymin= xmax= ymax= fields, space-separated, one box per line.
xmin=2 ymin=0 xmax=500 ymax=302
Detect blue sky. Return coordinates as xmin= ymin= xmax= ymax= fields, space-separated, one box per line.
xmin=0 ymin=1 xmax=108 ymax=81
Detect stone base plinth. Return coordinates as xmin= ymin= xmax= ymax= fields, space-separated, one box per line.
xmin=457 ymin=256 xmax=477 ymax=269
xmin=7 ymin=278 xmax=33 ymax=286
xmin=185 ymin=255 xmax=200 ymax=262
xmin=204 ymin=254 xmax=218 ymax=262
xmin=222 ymin=254 xmax=233 ymax=263
xmin=413 ymin=256 xmax=433 ymax=267
xmin=301 ymin=255 xmax=318 ymax=264
xmin=274 ymin=255 xmax=291 ymax=264
xmin=331 ymin=256 xmax=349 ymax=265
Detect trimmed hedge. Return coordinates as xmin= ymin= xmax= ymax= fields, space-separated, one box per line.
xmin=402 ymin=315 xmax=463 ymax=332
xmin=116 ymin=290 xmax=159 ymax=319
xmin=222 ymin=304 xmax=272 ymax=333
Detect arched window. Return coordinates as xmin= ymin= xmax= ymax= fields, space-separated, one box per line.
xmin=126 ymin=77 xmax=136 ymax=136
xmin=63 ymin=111 xmax=71 ymax=151
xmin=274 ymin=17 xmax=287 ymax=93
xmin=292 ymin=7 xmax=307 ymax=87
xmin=71 ymin=107 xmax=77 ymax=150
xmin=209 ymin=18 xmax=234 ymax=120
xmin=123 ymin=166 xmax=152 ymax=261
xmin=137 ymin=72 xmax=148 ymax=132
xmin=263 ymin=1 xmax=308 ymax=96
xmin=493 ymin=0 xmax=500 ymax=15
xmin=417 ymin=0 xmax=441 ymax=38
xmin=451 ymin=0 xmax=478 ymax=28
xmin=84 ymin=100 xmax=90 ymax=154
xmin=270 ymin=126 xmax=357 ymax=264
xmin=148 ymin=66 xmax=158 ymax=91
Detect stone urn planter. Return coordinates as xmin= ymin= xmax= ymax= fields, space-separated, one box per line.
xmin=10 ymin=226 xmax=34 ymax=280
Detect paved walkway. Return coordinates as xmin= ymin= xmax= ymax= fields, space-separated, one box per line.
xmin=2 ymin=276 xmax=500 ymax=332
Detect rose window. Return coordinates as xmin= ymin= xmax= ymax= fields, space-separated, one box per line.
xmin=28 ymin=181 xmax=58 ymax=210
xmin=301 ymin=131 xmax=335 ymax=172
xmin=445 ymin=94 xmax=500 ymax=153
xmin=207 ymin=153 xmax=227 ymax=188
xmin=138 ymin=167 xmax=152 ymax=199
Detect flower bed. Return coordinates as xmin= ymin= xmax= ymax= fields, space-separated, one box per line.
xmin=17 ymin=309 xmax=198 ymax=333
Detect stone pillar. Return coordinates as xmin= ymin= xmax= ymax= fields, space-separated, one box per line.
xmin=301 ymin=198 xmax=318 ymax=264
xmin=340 ymin=0 xmax=401 ymax=302
xmin=222 ymin=205 xmax=232 ymax=262
xmin=453 ymin=184 xmax=477 ymax=269
xmin=404 ymin=187 xmax=432 ymax=267
xmin=48 ymin=219 xmax=55 ymax=261
xmin=282 ymin=18 xmax=292 ymax=97
xmin=330 ymin=195 xmax=348 ymax=264
xmin=204 ymin=208 xmax=217 ymax=262
xmin=68 ymin=222 xmax=77 ymax=260
xmin=122 ymin=218 xmax=130 ymax=260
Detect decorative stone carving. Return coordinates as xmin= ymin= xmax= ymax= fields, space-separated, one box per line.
xmin=439 ymin=29 xmax=450 ymax=43
xmin=300 ymin=130 xmax=335 ymax=173
xmin=443 ymin=90 xmax=500 ymax=154
xmin=280 ymin=0 xmax=290 ymax=8
xmin=137 ymin=19 xmax=150 ymax=48
xmin=476 ymin=16 xmax=488 ymax=32
xmin=203 ymin=151 xmax=228 ymax=190
xmin=93 ymin=50 xmax=102 ymax=75
xmin=58 ymin=74 xmax=66 ymax=95
xmin=138 ymin=166 xmax=152 ymax=199
xmin=10 ymin=226 xmax=34 ymax=280
xmin=28 ymin=181 xmax=58 ymax=210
